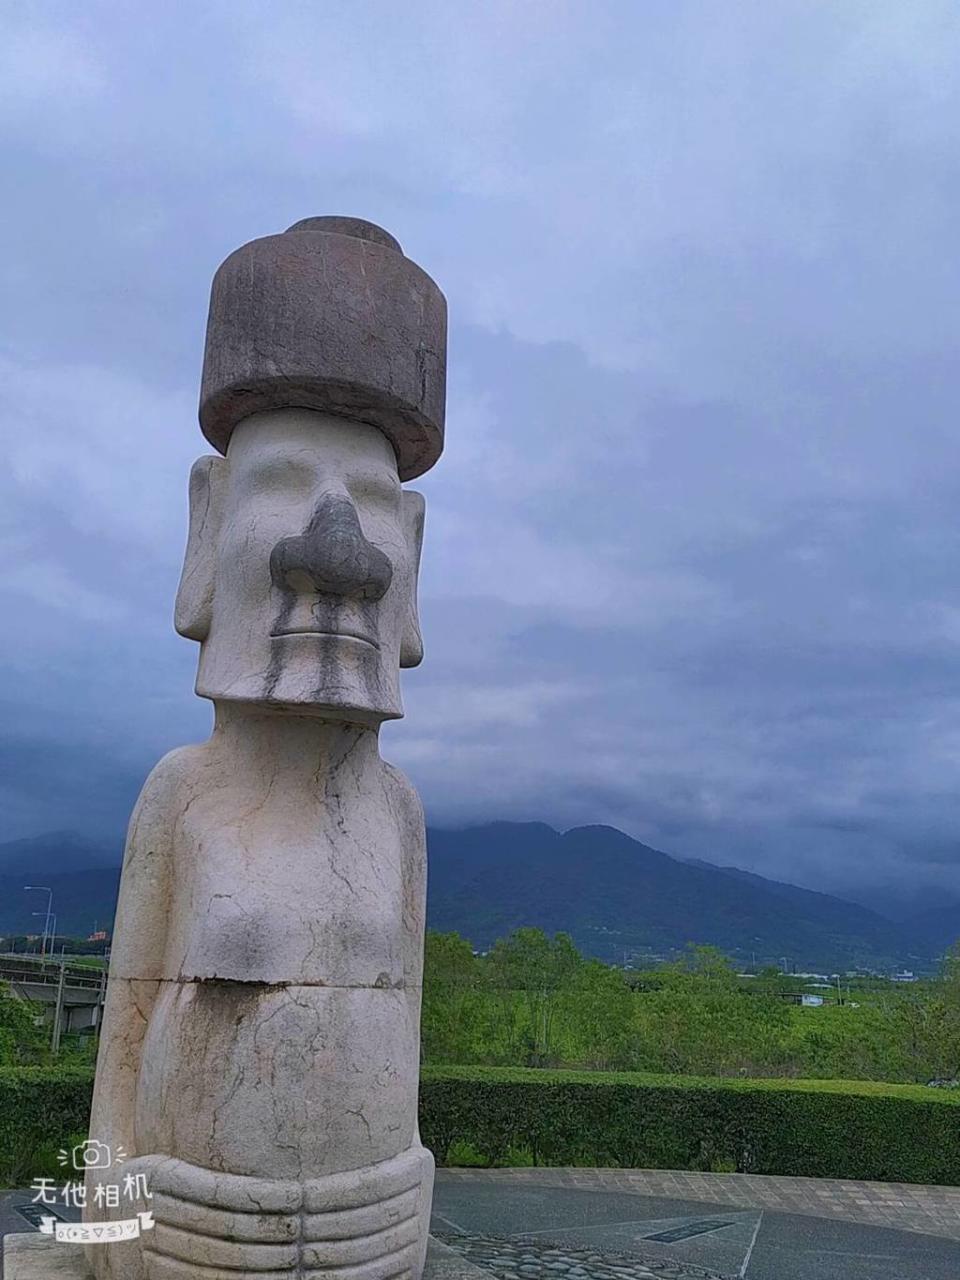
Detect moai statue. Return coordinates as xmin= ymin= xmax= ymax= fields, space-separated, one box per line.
xmin=85 ymin=216 xmax=446 ymax=1280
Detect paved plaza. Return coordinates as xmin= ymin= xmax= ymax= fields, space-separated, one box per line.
xmin=432 ymin=1168 xmax=960 ymax=1280
xmin=5 ymin=1166 xmax=960 ymax=1279
xmin=440 ymin=1165 xmax=960 ymax=1240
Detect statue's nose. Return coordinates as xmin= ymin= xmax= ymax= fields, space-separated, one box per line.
xmin=270 ymin=494 xmax=393 ymax=602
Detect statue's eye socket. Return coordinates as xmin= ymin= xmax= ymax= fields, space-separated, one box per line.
xmin=348 ymin=476 xmax=401 ymax=508
xmin=246 ymin=459 xmax=316 ymax=496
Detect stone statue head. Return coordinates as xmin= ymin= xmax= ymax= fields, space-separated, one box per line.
xmin=172 ymin=216 xmax=446 ymax=726
xmin=175 ymin=409 xmax=424 ymax=723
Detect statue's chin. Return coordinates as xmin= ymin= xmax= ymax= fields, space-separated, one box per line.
xmin=196 ymin=675 xmax=402 ymax=725
xmin=195 ymin=632 xmax=404 ymax=723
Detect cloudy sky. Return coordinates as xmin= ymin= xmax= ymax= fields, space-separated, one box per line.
xmin=3 ymin=1 xmax=960 ymax=914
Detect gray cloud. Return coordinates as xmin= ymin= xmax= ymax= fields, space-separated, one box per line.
xmin=2 ymin=1 xmax=960 ymax=915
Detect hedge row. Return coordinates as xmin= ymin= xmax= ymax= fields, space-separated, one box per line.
xmin=0 ymin=1066 xmax=96 ymax=1185
xmin=419 ymin=1065 xmax=960 ymax=1185
xmin=3 ymin=1064 xmax=959 ymax=1188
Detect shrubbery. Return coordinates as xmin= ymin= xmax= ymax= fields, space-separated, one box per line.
xmin=423 ymin=930 xmax=960 ymax=1082
xmin=0 ymin=982 xmax=48 ymax=1065
xmin=6 ymin=932 xmax=960 ymax=1189
xmin=420 ymin=1064 xmax=960 ymax=1185
xmin=3 ymin=1060 xmax=958 ymax=1190
xmin=0 ymin=1066 xmax=95 ymax=1186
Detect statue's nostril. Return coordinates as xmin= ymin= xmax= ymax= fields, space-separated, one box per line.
xmin=284 ymin=567 xmax=318 ymax=594
xmin=270 ymin=497 xmax=394 ymax=601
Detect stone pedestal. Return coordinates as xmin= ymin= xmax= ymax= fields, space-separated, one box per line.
xmin=3 ymin=1232 xmax=92 ymax=1279
xmin=3 ymin=1234 xmax=483 ymax=1280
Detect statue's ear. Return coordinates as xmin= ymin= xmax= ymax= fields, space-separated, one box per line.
xmin=174 ymin=456 xmax=228 ymax=641
xmin=399 ymin=489 xmax=425 ymax=668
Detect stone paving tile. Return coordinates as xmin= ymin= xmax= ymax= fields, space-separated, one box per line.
xmin=437 ymin=1232 xmax=731 ymax=1280
xmin=440 ymin=1167 xmax=960 ymax=1241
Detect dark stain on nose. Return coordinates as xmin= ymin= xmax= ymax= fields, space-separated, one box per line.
xmin=270 ymin=494 xmax=393 ymax=602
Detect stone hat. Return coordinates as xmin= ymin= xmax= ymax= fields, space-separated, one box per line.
xmin=199 ymin=216 xmax=447 ymax=481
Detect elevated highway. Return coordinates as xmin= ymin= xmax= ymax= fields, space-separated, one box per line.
xmin=0 ymin=955 xmax=106 ymax=1038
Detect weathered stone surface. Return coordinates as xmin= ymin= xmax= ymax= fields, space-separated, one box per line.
xmin=3 ymin=1234 xmax=490 ymax=1280
xmin=436 ymin=1234 xmax=727 ymax=1280
xmin=199 ymin=217 xmax=446 ymax=480
xmin=3 ymin=1233 xmax=93 ymax=1279
xmin=84 ymin=219 xmax=445 ymax=1279
xmin=285 ymin=215 xmax=403 ymax=252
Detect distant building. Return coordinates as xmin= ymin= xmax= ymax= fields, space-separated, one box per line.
xmin=892 ymin=970 xmax=917 ymax=983
xmin=87 ymin=930 xmax=109 ymax=943
xmin=801 ymin=994 xmax=824 ymax=1007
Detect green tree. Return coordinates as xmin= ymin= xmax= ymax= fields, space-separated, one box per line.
xmin=0 ymin=982 xmax=46 ymax=1065
xmin=421 ymin=932 xmax=485 ymax=1063
xmin=873 ymin=941 xmax=960 ymax=1083
xmin=751 ymin=966 xmax=804 ymax=997
xmin=556 ymin=960 xmax=633 ymax=1069
xmin=487 ymin=929 xmax=583 ymax=1066
xmin=633 ymin=947 xmax=792 ymax=1076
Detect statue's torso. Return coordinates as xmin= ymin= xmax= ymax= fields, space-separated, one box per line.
xmin=163 ymin=751 xmax=409 ymax=986
xmin=119 ymin=738 xmax=424 ymax=1179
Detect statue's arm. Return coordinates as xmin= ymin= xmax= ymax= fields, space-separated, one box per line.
xmin=383 ymin=761 xmax=428 ymax=994
xmin=88 ymin=747 xmax=192 ymax=1157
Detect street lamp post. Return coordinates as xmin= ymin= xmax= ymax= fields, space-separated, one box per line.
xmin=32 ymin=912 xmax=57 ymax=956
xmin=24 ymin=886 xmax=53 ymax=961
xmin=51 ymin=958 xmax=67 ymax=1055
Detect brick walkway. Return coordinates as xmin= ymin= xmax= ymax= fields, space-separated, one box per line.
xmin=441 ymin=1166 xmax=960 ymax=1242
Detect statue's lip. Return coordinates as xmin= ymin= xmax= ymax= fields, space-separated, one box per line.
xmin=270 ymin=627 xmax=380 ymax=650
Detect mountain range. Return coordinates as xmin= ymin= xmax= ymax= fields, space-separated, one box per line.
xmin=0 ymin=832 xmax=121 ymax=939
xmin=426 ymin=823 xmax=947 ymax=971
xmin=0 ymin=824 xmax=955 ymax=971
